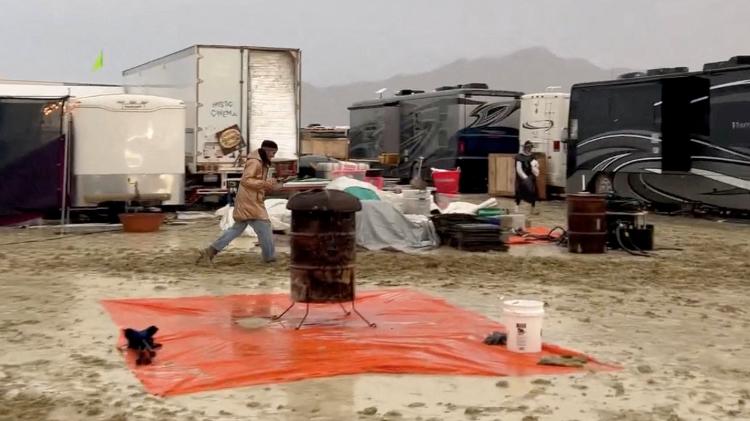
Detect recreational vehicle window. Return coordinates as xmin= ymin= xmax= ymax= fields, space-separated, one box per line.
xmin=573 ymin=84 xmax=661 ymax=142
xmin=609 ymin=84 xmax=661 ymax=131
xmin=348 ymin=103 xmax=400 ymax=160
xmin=706 ymin=68 xmax=750 ymax=150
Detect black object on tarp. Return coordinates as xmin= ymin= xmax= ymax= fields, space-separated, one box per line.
xmin=123 ymin=325 xmax=162 ymax=365
xmin=483 ymin=331 xmax=507 ymax=346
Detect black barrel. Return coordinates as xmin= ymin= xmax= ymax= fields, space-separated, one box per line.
xmin=286 ymin=189 xmax=362 ymax=303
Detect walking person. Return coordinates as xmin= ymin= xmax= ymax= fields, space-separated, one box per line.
xmin=197 ymin=140 xmax=281 ymax=264
xmin=514 ymin=141 xmax=540 ymax=214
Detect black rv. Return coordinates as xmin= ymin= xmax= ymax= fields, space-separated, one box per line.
xmin=348 ymin=85 xmax=522 ymax=193
xmin=567 ymin=57 xmax=750 ymax=212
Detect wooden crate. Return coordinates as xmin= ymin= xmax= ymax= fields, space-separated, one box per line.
xmin=300 ymin=138 xmax=349 ymax=160
xmin=488 ymin=153 xmax=547 ymax=200
xmin=301 ymin=127 xmax=348 ymax=139
xmin=488 ymin=154 xmax=516 ymax=196
xmin=271 ymin=159 xmax=298 ymax=178
xmin=534 ymin=152 xmax=548 ymax=200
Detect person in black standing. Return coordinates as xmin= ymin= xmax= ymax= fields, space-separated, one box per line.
xmin=514 ymin=141 xmax=540 ymax=214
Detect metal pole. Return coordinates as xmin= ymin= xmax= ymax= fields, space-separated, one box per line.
xmin=60 ymin=97 xmax=71 ymax=234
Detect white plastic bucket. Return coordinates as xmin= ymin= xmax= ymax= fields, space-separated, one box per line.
xmin=502 ymin=299 xmax=545 ymax=353
xmin=402 ymin=197 xmax=431 ymax=216
xmin=401 ymin=189 xmax=430 ymax=199
xmin=401 ymin=189 xmax=432 ymax=216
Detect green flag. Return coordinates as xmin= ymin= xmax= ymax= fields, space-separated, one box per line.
xmin=92 ymin=50 xmax=104 ymax=71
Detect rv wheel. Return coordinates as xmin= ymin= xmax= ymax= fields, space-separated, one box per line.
xmin=594 ymin=174 xmax=614 ymax=194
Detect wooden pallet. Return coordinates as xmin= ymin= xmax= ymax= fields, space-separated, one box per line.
xmin=300 ymin=138 xmax=349 ymax=159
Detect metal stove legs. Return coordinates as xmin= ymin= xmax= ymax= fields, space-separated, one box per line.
xmin=272 ymin=300 xmax=376 ymax=329
xmin=273 ymin=301 xmax=296 ymax=321
xmin=296 ymin=302 xmax=310 ymax=330
xmin=338 ymin=302 xmax=351 ymax=316
xmin=272 ymin=301 xmax=310 ymax=330
xmin=349 ymin=300 xmax=377 ymax=328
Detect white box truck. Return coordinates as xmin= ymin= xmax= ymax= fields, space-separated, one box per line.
xmin=122 ymin=45 xmax=301 ymax=191
xmin=519 ymin=90 xmax=570 ymax=190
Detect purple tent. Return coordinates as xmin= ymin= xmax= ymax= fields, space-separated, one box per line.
xmin=0 ymin=97 xmax=67 ymax=224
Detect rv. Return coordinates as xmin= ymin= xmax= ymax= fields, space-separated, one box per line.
xmin=567 ymin=57 xmax=750 ymax=212
xmin=348 ymin=85 xmax=522 ymax=193
xmin=519 ymin=90 xmax=570 ymax=190
xmin=123 ymin=45 xmax=301 ymax=192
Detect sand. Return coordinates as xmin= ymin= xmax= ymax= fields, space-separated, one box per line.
xmin=0 ymin=199 xmax=748 ymax=421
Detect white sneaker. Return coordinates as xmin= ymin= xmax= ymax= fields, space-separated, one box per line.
xmin=513 ymin=205 xmax=520 ymax=214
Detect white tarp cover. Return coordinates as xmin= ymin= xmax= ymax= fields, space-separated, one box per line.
xmin=355 ymin=200 xmax=439 ymax=253
xmin=440 ymin=197 xmax=498 ymax=214
xmin=325 ymin=177 xmax=439 ymax=252
xmin=216 ymin=199 xmax=291 ymax=237
xmin=325 ymin=176 xmax=442 ymax=214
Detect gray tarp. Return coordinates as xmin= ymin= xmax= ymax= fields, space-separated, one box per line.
xmin=355 ymin=201 xmax=439 ymax=253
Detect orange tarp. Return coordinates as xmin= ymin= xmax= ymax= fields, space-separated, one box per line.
xmin=102 ymin=289 xmax=615 ymax=396
xmin=508 ymin=226 xmax=561 ymax=245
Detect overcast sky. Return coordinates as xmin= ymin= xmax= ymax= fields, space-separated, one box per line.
xmin=1 ymin=0 xmax=748 ymax=86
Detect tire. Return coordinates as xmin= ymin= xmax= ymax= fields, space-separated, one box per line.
xmin=594 ymin=173 xmax=614 ymax=194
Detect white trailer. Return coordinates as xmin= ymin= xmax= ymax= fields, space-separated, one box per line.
xmin=69 ymin=94 xmax=186 ymax=207
xmin=519 ymin=91 xmax=570 ymax=189
xmin=0 ymin=79 xmax=123 ymax=98
xmin=122 ymin=45 xmax=301 ymax=190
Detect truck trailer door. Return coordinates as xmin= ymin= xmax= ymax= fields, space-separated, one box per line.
xmin=246 ymin=49 xmax=299 ymax=159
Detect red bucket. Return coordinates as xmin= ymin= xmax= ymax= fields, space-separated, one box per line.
xmin=432 ymin=169 xmax=460 ymax=194
xmin=118 ymin=213 xmax=166 ymax=233
xmin=364 ymin=176 xmax=384 ymax=189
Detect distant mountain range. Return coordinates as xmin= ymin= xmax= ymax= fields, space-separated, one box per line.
xmin=302 ymin=46 xmax=632 ymax=125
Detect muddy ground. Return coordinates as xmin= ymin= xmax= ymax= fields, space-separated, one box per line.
xmin=0 ymin=199 xmax=748 ymax=421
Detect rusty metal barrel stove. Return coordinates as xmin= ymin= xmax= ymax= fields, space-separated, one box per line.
xmin=286 ymin=189 xmax=362 ymax=303
xmin=567 ymin=193 xmax=607 ymax=254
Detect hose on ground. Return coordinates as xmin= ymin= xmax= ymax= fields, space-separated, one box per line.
xmin=615 ymin=225 xmax=650 ymax=257
xmin=512 ymin=226 xmax=568 ymax=247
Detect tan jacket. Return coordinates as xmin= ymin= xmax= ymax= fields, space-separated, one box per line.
xmin=233 ymin=150 xmax=274 ymax=221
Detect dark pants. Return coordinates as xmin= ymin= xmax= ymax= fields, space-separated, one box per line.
xmin=515 ymin=177 xmax=537 ymax=207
